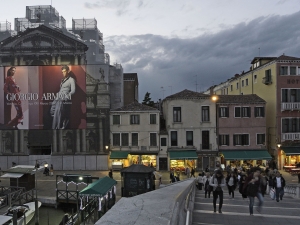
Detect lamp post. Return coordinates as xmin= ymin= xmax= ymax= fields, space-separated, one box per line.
xmin=34 ymin=161 xmax=48 ymax=225
xmin=277 ymin=144 xmax=281 ymax=170
xmin=211 ymin=95 xmax=219 ymax=169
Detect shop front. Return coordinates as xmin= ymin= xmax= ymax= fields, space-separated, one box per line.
xmin=281 ymin=146 xmax=300 ymax=170
xmin=109 ymin=151 xmax=130 ymax=170
xmin=129 ymin=152 xmax=158 ymax=168
xmin=220 ymin=149 xmax=272 ymax=172
xmin=169 ymin=150 xmax=198 ymax=171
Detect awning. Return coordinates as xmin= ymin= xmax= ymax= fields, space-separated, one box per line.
xmin=1 ymin=173 xmax=24 ymax=178
xmin=281 ymin=147 xmax=300 ymax=155
xmin=110 ymin=151 xmax=129 ymax=159
xmin=169 ymin=150 xmax=198 ymax=159
xmin=221 ymin=150 xmax=271 ymax=160
xmin=79 ymin=176 xmax=117 ymax=197
xmin=0 ymin=215 xmax=13 ymax=224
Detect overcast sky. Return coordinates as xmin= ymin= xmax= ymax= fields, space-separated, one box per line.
xmin=2 ymin=0 xmax=300 ymax=101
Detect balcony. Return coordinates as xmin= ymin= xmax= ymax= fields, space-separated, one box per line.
xmin=282 ymin=133 xmax=300 ymax=141
xmin=281 ymin=102 xmax=300 ymax=111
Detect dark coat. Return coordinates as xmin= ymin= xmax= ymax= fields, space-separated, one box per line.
xmin=272 ymin=176 xmax=285 ymax=189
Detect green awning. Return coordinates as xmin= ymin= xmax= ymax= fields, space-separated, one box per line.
xmin=169 ymin=151 xmax=198 ymax=159
xmin=221 ymin=150 xmax=271 ymax=160
xmin=281 ymin=147 xmax=300 ymax=155
xmin=79 ymin=176 xmax=117 ymax=197
xmin=110 ymin=151 xmax=129 ymax=159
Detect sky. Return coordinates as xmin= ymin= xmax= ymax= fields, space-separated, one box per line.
xmin=2 ymin=0 xmax=300 ymax=102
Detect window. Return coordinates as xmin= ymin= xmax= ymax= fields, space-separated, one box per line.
xmin=171 ymin=131 xmax=178 ymax=146
xmin=242 ymin=80 xmax=244 ymax=87
xmin=280 ymin=66 xmax=288 ymax=75
xmin=282 ymin=89 xmax=300 ymax=102
xmin=113 ymin=133 xmax=120 ymax=146
xmin=130 ymin=115 xmax=140 ymax=124
xmin=257 ymin=134 xmax=265 ymax=145
xmin=246 ymin=78 xmax=248 ymax=86
xmin=282 ymin=118 xmax=300 ymax=133
xmin=235 ymin=107 xmax=250 ymax=117
xmin=230 ymin=85 xmax=233 ymax=91
xmin=173 ymin=107 xmax=181 ymax=122
xmin=233 ymin=134 xmax=249 ymax=146
xmin=113 ymin=115 xmax=120 ymax=125
xmin=219 ymin=107 xmax=229 ymax=117
xmin=234 ymin=107 xmax=241 ymax=118
xmin=202 ymin=131 xmax=210 ymax=149
xmin=219 ymin=135 xmax=229 ymax=146
xmin=255 ymin=107 xmax=265 ymax=117
xmin=150 ymin=114 xmax=156 ymax=124
xmin=290 ymin=66 xmax=297 ymax=75
xmin=236 ymin=82 xmax=239 ymax=89
xmin=241 ymin=107 xmax=251 ymax=117
xmin=132 ymin=133 xmax=138 ymax=146
xmin=150 ymin=133 xmax=157 ymax=146
xmin=254 ymin=75 xmax=257 ymax=83
xmin=121 ymin=133 xmax=129 ymax=146
xmin=202 ymin=106 xmax=210 ymax=121
xmin=161 ymin=138 xmax=167 ymax=146
xmin=186 ymin=131 xmax=193 ymax=146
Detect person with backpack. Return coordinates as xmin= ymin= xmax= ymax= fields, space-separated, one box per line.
xmin=203 ymin=172 xmax=213 ymax=198
xmin=209 ymin=170 xmax=225 ymax=213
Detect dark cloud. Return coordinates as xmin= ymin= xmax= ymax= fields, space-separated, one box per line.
xmin=105 ymin=11 xmax=300 ymax=102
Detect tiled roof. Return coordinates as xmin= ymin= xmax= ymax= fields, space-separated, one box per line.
xmin=111 ymin=101 xmax=158 ymax=111
xmin=217 ymin=94 xmax=266 ymax=104
xmin=165 ymin=89 xmax=209 ymax=100
xmin=277 ymin=55 xmax=300 ymax=61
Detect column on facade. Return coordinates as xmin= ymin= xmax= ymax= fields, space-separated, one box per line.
xmin=52 ymin=130 xmax=57 ymax=153
xmin=19 ymin=130 xmax=24 ymax=154
xmin=98 ymin=117 xmax=104 ymax=153
xmin=52 ymin=55 xmax=56 ymax=65
xmin=76 ymin=129 xmax=80 ymax=153
xmin=81 ymin=129 xmax=86 ymax=153
xmin=57 ymin=55 xmax=61 ymax=65
xmin=14 ymin=130 xmax=18 ymax=154
xmin=19 ymin=56 xmax=24 ymax=66
xmin=74 ymin=55 xmax=78 ymax=65
xmin=14 ymin=57 xmax=18 ymax=66
xmin=58 ymin=129 xmax=63 ymax=153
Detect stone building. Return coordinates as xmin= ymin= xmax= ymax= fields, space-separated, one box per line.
xmin=0 ymin=5 xmax=124 ymax=170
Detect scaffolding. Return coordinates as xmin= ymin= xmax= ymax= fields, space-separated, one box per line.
xmin=0 ymin=21 xmax=11 ymax=32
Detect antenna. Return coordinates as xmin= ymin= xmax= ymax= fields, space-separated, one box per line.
xmin=161 ymin=87 xmax=165 ymax=99
xmin=194 ymin=75 xmax=199 ymax=92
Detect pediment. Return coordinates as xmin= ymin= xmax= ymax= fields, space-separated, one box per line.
xmin=0 ymin=25 xmax=87 ymax=51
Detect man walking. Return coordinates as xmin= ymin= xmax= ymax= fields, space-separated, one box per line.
xmin=273 ymin=171 xmax=285 ymax=202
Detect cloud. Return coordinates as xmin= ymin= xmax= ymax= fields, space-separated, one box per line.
xmin=84 ymin=0 xmax=131 ymax=15
xmin=105 ymin=11 xmax=300 ymax=102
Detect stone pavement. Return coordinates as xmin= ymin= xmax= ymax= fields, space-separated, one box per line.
xmin=192 ymin=170 xmax=300 ymax=225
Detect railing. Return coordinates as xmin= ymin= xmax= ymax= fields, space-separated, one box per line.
xmin=282 ymin=133 xmax=300 ymax=141
xmin=0 ymin=186 xmax=26 ymax=208
xmin=281 ymin=102 xmax=300 ymax=111
xmin=184 ymin=180 xmax=196 ymax=225
xmin=13 ymin=189 xmax=35 ymax=205
xmin=283 ymin=184 xmax=300 ymax=199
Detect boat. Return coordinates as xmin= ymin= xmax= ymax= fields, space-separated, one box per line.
xmin=0 ymin=201 xmax=42 ymax=225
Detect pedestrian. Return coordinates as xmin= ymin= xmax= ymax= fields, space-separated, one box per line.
xmin=50 ymin=164 xmax=54 ymax=176
xmin=243 ymin=167 xmax=265 ymax=216
xmin=203 ymin=172 xmax=212 ymax=198
xmin=109 ymin=169 xmax=113 ymax=179
xmin=191 ymin=167 xmax=195 ymax=177
xmin=170 ymin=170 xmax=175 ymax=183
xmin=186 ymin=167 xmax=191 ymax=178
xmin=239 ymin=171 xmax=248 ymax=199
xmin=226 ymin=172 xmax=237 ymax=199
xmin=196 ymin=173 xmax=204 ymax=190
xmin=205 ymin=165 xmax=209 ymax=172
xmin=209 ymin=170 xmax=225 ymax=213
xmin=273 ymin=171 xmax=285 ymax=202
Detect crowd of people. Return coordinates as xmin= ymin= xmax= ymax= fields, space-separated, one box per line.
xmin=195 ymin=166 xmax=286 ymax=215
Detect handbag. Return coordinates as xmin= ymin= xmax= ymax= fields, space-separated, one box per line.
xmin=269 ymin=188 xmax=275 ymax=200
xmin=215 ymin=186 xmax=222 ymax=192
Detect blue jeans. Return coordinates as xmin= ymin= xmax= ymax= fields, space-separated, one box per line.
xmin=275 ymin=187 xmax=284 ymax=201
xmin=248 ymin=192 xmax=264 ymax=215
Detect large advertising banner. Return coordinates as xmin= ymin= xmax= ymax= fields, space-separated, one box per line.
xmin=0 ymin=65 xmax=86 ymax=129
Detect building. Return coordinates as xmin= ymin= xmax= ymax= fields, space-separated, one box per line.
xmin=216 ymin=94 xmax=271 ymax=169
xmin=162 ymin=89 xmax=218 ymax=171
xmin=0 ymin=5 xmax=125 ymax=170
xmin=109 ymin=102 xmax=160 ymax=170
xmin=123 ymin=73 xmax=139 ymax=106
xmin=206 ymin=54 xmax=300 ymax=169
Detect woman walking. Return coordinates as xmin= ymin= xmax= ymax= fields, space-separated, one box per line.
xmin=226 ymin=172 xmax=238 ymax=199
xmin=210 ymin=170 xmax=226 ymax=213
xmin=203 ymin=172 xmax=212 ymax=198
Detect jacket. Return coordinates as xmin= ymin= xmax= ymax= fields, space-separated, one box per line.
xmin=209 ymin=175 xmax=226 ymax=191
xmin=272 ymin=176 xmax=285 ymax=189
